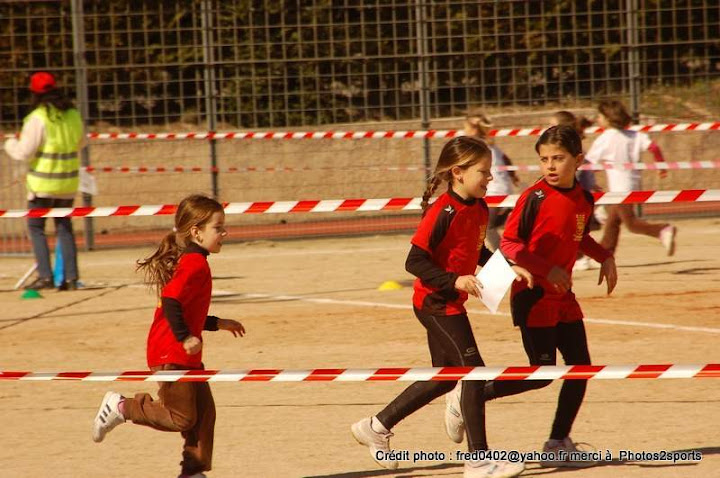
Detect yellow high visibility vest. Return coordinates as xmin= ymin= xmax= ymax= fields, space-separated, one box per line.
xmin=25 ymin=105 xmax=83 ymax=196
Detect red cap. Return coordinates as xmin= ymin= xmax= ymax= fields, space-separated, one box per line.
xmin=29 ymin=72 xmax=56 ymax=94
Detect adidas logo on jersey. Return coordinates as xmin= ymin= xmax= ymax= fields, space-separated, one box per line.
xmin=444 ymin=205 xmax=455 ymax=214
xmin=533 ymin=190 xmax=545 ymax=199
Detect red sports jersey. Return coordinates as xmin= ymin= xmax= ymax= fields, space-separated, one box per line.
xmin=501 ymin=179 xmax=611 ymax=301
xmin=411 ymin=189 xmax=488 ymax=315
xmin=146 ymin=251 xmax=212 ymax=368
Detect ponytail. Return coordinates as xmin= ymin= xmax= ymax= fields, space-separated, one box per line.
xmin=136 ymin=194 xmax=224 ymax=296
xmin=420 ymin=176 xmax=442 ymax=216
xmin=136 ymin=231 xmax=183 ymax=296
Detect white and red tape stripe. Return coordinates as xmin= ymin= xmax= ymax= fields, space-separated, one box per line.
xmin=1 ymin=364 xmax=718 ymax=382
xmin=77 ymin=122 xmax=720 ymax=140
xmin=1 ymin=190 xmax=718 ymax=218
xmin=3 ymin=122 xmax=719 ymax=142
xmin=82 ymin=160 xmax=720 ymax=174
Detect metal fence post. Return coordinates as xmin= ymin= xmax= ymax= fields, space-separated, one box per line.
xmin=626 ymin=0 xmax=641 ymax=124
xmin=415 ymin=0 xmax=432 ymax=178
xmin=626 ymin=0 xmax=643 ymax=217
xmin=201 ymin=0 xmax=220 ymax=199
xmin=71 ymin=0 xmax=94 ymax=250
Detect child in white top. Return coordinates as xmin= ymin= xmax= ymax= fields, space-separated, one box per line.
xmin=585 ymin=100 xmax=676 ymax=256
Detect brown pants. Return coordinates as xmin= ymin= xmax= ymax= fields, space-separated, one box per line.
xmin=123 ymin=365 xmax=216 ymax=475
xmin=600 ymin=204 xmax=667 ymax=254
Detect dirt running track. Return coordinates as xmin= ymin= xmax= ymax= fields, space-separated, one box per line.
xmin=1 ymin=217 xmax=718 ymax=478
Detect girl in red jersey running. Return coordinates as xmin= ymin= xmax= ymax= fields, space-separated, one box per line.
xmin=351 ymin=136 xmax=532 ymax=478
xmin=91 ymin=194 xmax=245 ymax=478
xmin=488 ymin=125 xmax=617 ymax=467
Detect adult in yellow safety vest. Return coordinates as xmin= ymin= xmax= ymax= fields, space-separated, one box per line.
xmin=4 ymin=72 xmax=85 ymax=291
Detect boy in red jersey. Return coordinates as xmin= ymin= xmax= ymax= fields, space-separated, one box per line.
xmin=488 ymin=125 xmax=617 ymax=467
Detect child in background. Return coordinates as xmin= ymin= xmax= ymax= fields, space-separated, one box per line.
xmin=4 ymin=72 xmax=84 ymax=291
xmin=586 ymin=100 xmax=677 ymax=256
xmin=489 ymin=125 xmax=617 ymax=467
xmin=550 ymin=111 xmax=596 ymax=194
xmin=92 ymin=194 xmax=246 ymax=478
xmin=464 ymin=109 xmax=521 ymax=251
xmin=351 ymin=136 xmax=531 ymax=478
xmin=550 ymin=111 xmax=602 ymax=271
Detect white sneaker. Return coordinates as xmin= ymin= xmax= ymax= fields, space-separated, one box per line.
xmin=573 ymin=256 xmax=591 ymax=272
xmin=660 ymin=225 xmax=677 ymax=256
xmin=350 ymin=417 xmax=398 ymax=470
xmin=444 ymin=383 xmax=465 ymax=443
xmin=541 ymin=436 xmax=598 ymax=468
xmin=594 ymin=206 xmax=608 ymax=225
xmin=464 ymin=459 xmax=525 ymax=478
xmin=92 ymin=391 xmax=125 ymax=443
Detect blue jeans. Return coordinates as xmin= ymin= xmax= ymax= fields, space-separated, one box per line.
xmin=27 ymin=197 xmax=79 ymax=282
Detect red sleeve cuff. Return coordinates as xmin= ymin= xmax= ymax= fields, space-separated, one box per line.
xmin=580 ymin=235 xmax=612 ymax=263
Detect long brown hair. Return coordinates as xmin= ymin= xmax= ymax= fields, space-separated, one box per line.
xmin=31 ymin=89 xmax=75 ymax=114
xmin=420 ymin=136 xmax=491 ymax=214
xmin=597 ymin=99 xmax=632 ymax=129
xmin=137 ymin=194 xmax=224 ymax=294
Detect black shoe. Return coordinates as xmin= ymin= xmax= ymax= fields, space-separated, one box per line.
xmin=58 ymin=279 xmax=79 ymax=291
xmin=24 ymin=277 xmax=54 ymax=290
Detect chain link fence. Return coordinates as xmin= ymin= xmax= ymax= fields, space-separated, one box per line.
xmin=1 ymin=0 xmax=718 ymax=253
xmin=2 ymin=0 xmax=719 ymax=129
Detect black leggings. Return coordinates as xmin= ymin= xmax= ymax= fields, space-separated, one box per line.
xmin=485 ymin=320 xmax=591 ymax=440
xmin=376 ymin=307 xmax=488 ymax=451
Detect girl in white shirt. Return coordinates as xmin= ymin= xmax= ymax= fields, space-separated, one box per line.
xmin=585 ymin=100 xmax=676 ymax=256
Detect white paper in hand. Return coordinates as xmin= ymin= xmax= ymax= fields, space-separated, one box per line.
xmin=475 ymin=250 xmax=517 ymax=314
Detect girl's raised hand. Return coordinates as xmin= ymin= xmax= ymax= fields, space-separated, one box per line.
xmin=218 ymin=318 xmax=246 ymax=337
xmin=455 ymin=275 xmax=482 ymax=298
xmin=511 ymin=265 xmax=534 ymax=289
xmin=598 ymin=256 xmax=618 ymax=295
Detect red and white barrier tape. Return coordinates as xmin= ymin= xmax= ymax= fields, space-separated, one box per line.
xmin=85 ymin=166 xmax=314 ymax=174
xmin=82 ymin=160 xmax=720 ymax=174
xmin=1 ymin=364 xmax=718 ymax=382
xmin=3 ymin=122 xmax=719 ymax=142
xmin=508 ymin=160 xmax=720 ymax=172
xmin=80 ymin=123 xmax=720 ymax=140
xmin=1 ymin=190 xmax=718 ymax=218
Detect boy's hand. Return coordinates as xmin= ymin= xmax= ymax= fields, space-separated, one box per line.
xmin=598 ymin=256 xmax=618 ymax=295
xmin=218 ymin=318 xmax=246 ymax=337
xmin=455 ymin=275 xmax=482 ymax=298
xmin=182 ymin=335 xmax=202 ymax=355
xmin=511 ymin=265 xmax=534 ymax=289
xmin=547 ymin=266 xmax=572 ymax=294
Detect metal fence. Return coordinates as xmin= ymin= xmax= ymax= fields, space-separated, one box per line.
xmin=2 ymin=1 xmax=719 ymax=130
xmin=1 ymin=0 xmax=719 ymax=253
